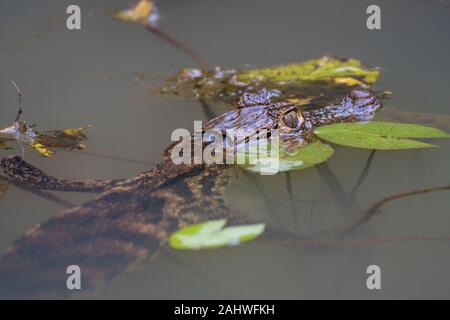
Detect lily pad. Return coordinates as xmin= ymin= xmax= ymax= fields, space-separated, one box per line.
xmin=315 ymin=121 xmax=450 ymax=150
xmin=169 ymin=219 xmax=265 ymax=250
xmin=243 ymin=141 xmax=335 ymax=174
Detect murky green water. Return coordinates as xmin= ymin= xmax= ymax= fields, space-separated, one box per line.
xmin=1 ymin=0 xmax=450 ymax=299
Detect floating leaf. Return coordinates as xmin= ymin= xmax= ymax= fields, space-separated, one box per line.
xmin=242 ymin=141 xmax=335 ymax=174
xmin=237 ymin=56 xmax=379 ymax=85
xmin=113 ymin=0 xmax=153 ymax=23
xmin=315 ymin=121 xmax=450 ymax=150
xmin=169 ymin=219 xmax=265 ymax=250
xmin=63 ymin=125 xmax=91 ymax=138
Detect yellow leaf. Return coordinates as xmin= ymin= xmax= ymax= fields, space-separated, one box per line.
xmin=333 ymin=77 xmax=363 ymax=86
xmin=30 ymin=141 xmax=55 ymax=158
xmin=114 ymin=0 xmax=153 ymax=23
xmin=63 ymin=125 xmax=91 ymax=137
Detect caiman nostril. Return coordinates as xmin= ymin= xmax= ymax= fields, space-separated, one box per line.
xmin=350 ymin=90 xmax=371 ymax=100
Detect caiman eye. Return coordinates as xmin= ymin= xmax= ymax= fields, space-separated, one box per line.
xmin=283 ymin=111 xmax=300 ymax=129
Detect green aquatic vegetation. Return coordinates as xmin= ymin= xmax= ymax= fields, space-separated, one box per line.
xmin=237 ymin=56 xmax=379 ymax=85
xmin=169 ymin=219 xmax=265 ymax=250
xmin=240 ymin=122 xmax=450 ymax=175
xmin=162 ymin=56 xmax=379 ymax=103
xmin=242 ymin=141 xmax=335 ymax=173
xmin=315 ymin=121 xmax=450 ymax=150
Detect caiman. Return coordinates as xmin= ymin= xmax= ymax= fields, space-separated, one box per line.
xmin=0 ymin=88 xmax=381 ymax=298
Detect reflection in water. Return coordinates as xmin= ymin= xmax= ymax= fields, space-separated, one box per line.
xmin=1 ymin=0 xmax=450 ymax=299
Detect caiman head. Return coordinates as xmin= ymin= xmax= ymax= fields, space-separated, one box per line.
xmin=203 ymin=88 xmax=382 ymax=152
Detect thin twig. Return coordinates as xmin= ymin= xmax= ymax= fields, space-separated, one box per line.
xmin=143 ymin=22 xmax=208 ymax=69
xmin=10 ymin=80 xmax=23 ymax=122
xmin=340 ymin=185 xmax=450 ymax=237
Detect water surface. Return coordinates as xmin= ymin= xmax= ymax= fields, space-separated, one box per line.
xmin=0 ymin=0 xmax=450 ymax=299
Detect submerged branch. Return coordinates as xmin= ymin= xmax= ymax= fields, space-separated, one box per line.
xmin=144 ymin=22 xmax=208 ymax=69
xmin=350 ymin=150 xmax=377 ymax=197
xmin=315 ymin=163 xmax=362 ymax=223
xmin=340 ymin=184 xmax=450 ymax=237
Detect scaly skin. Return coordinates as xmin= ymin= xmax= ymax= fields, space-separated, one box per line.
xmin=0 ymin=89 xmax=381 ymax=298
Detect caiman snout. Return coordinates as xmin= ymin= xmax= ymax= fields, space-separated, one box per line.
xmin=349 ymin=89 xmax=382 ymax=112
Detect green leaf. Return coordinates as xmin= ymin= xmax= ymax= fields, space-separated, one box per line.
xmin=243 ymin=141 xmax=335 ymax=174
xmin=315 ymin=121 xmax=450 ymax=150
xmin=169 ymin=219 xmax=265 ymax=250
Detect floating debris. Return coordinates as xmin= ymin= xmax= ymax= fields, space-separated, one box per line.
xmin=113 ymin=0 xmax=158 ymax=25
xmin=0 ymin=81 xmax=90 ymax=158
xmin=162 ymin=56 xmax=380 ymax=105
